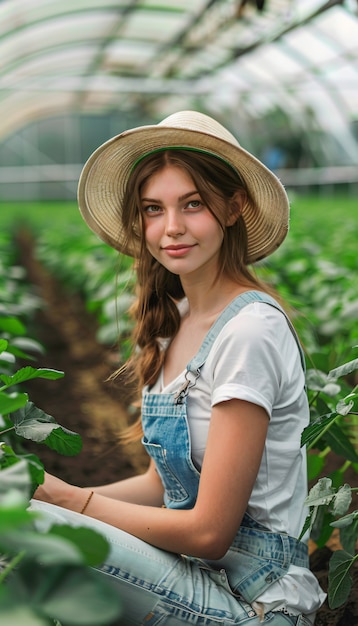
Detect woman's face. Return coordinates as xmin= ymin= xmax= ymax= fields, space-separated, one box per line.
xmin=140 ymin=164 xmax=224 ymax=280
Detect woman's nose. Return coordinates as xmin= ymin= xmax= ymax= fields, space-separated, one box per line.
xmin=165 ymin=209 xmax=185 ymax=236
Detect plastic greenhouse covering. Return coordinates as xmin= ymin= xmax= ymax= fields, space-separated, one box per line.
xmin=0 ymin=0 xmax=357 ymax=198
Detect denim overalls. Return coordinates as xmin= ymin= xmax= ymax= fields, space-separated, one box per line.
xmin=141 ymin=291 xmax=309 ymax=604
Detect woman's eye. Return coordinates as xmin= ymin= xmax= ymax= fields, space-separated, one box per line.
xmin=186 ymin=200 xmax=202 ymax=209
xmin=143 ymin=205 xmax=162 ymax=214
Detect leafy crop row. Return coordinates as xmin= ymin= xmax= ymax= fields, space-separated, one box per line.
xmin=0 ymin=230 xmax=123 ymax=625
xmin=36 ymin=227 xmax=135 ymax=357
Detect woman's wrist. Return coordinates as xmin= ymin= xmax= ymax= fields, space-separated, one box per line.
xmin=80 ymin=489 xmax=94 ymax=514
xmin=58 ymin=484 xmax=93 ymax=514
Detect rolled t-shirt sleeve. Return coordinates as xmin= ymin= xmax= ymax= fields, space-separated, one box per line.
xmin=209 ymin=304 xmax=287 ymax=416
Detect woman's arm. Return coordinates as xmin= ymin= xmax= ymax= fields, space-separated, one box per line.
xmin=34 ymin=399 xmax=268 ymax=559
xmin=35 ymin=458 xmax=164 ymax=509
xmin=89 ymin=459 xmax=165 ymax=506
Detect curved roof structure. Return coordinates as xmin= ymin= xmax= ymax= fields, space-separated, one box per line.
xmin=0 ymin=0 xmax=357 ymax=188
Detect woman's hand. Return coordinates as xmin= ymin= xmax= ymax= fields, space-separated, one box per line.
xmin=34 ymin=472 xmax=89 ymax=514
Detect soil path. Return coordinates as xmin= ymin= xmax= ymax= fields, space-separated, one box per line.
xmin=16 ymin=231 xmax=357 ymax=626
xmin=17 ymin=230 xmax=148 ymax=486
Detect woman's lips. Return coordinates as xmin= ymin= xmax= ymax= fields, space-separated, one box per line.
xmin=162 ymin=244 xmax=196 ymax=257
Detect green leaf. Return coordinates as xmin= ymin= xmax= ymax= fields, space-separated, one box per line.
xmin=0 ymin=350 xmax=16 ymax=364
xmin=306 ymin=369 xmax=340 ymax=395
xmin=11 ymin=400 xmax=56 ymax=427
xmin=44 ymin=426 xmax=82 ymax=456
xmin=323 ymin=382 xmax=342 ymax=396
xmin=323 ymin=422 xmax=358 ymax=463
xmin=303 ymin=478 xmax=337 ymax=545
xmin=38 ymin=566 xmax=123 ymax=625
xmin=3 ymin=557 xmax=122 ymax=624
xmin=332 ymin=484 xmax=352 ymax=517
xmin=0 ymin=338 xmax=8 ymax=354
xmin=328 ymin=550 xmax=356 ymax=609
xmin=1 ymin=451 xmax=45 ymax=490
xmin=306 ymin=369 xmax=329 ymax=391
xmin=0 ymin=442 xmax=24 ymax=470
xmin=336 ymin=396 xmax=355 ymax=417
xmin=305 ymin=477 xmax=334 ymax=508
xmin=3 ymin=529 xmax=85 ymax=566
xmin=0 ymin=366 xmax=64 ymax=388
xmin=307 ymin=453 xmax=325 ymax=481
xmin=10 ymin=402 xmax=82 ymax=456
xmin=22 ymin=453 xmax=45 ymax=485
xmin=329 ymin=358 xmax=358 ymax=380
xmin=315 ymin=396 xmax=332 ymax=417
xmin=0 ymin=459 xmax=31 ymax=500
xmin=9 ymin=336 xmax=45 ymax=356
xmin=339 ymin=517 xmax=358 ymax=555
xmin=301 ymin=412 xmax=339 ymax=448
xmin=0 ymin=503 xmax=37 ymax=533
xmin=331 ymin=510 xmax=358 ymax=529
xmin=1 ymin=442 xmax=17 ymax=457
xmin=4 ymin=345 xmax=37 ymax=361
xmin=311 ymin=506 xmax=335 ymax=547
xmin=0 ymin=602 xmax=49 ymax=626
xmin=49 ymin=525 xmax=110 ymax=566
xmin=0 ymin=316 xmax=26 ymax=336
xmin=0 ymin=390 xmax=28 ymax=414
xmin=298 ymin=512 xmax=313 ymax=541
xmin=13 ymin=415 xmax=60 ymax=441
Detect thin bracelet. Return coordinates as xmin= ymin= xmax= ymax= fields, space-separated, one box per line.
xmin=80 ymin=490 xmax=94 ymax=514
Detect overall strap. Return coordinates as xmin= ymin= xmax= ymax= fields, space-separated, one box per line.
xmin=174 ymin=290 xmax=305 ymax=404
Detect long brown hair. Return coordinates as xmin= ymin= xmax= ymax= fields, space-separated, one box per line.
xmin=114 ymin=149 xmax=280 ymax=441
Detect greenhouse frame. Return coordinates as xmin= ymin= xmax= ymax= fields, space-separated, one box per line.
xmin=0 ymin=0 xmax=357 ymax=200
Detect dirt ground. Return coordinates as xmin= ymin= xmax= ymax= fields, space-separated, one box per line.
xmin=17 ymin=232 xmax=357 ymax=626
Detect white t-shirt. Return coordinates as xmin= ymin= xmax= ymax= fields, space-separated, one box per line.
xmin=151 ymin=300 xmax=326 ymax=619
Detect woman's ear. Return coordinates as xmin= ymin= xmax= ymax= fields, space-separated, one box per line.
xmin=226 ymin=190 xmax=246 ymax=226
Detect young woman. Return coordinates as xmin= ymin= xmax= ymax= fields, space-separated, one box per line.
xmin=32 ymin=111 xmax=325 ymax=625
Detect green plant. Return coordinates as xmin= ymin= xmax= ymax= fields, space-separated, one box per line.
xmin=0 ymin=337 xmax=123 ymax=625
xmin=300 ymin=350 xmax=358 ymax=609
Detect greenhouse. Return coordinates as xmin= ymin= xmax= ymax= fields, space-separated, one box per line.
xmin=0 ymin=1 xmax=357 ymax=625
xmin=1 ymin=0 xmax=357 ymax=198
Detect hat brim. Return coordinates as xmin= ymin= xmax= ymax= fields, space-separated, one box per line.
xmin=78 ymin=124 xmax=289 ymax=263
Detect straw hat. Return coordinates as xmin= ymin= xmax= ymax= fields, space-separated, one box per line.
xmin=78 ymin=110 xmax=289 ymax=263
